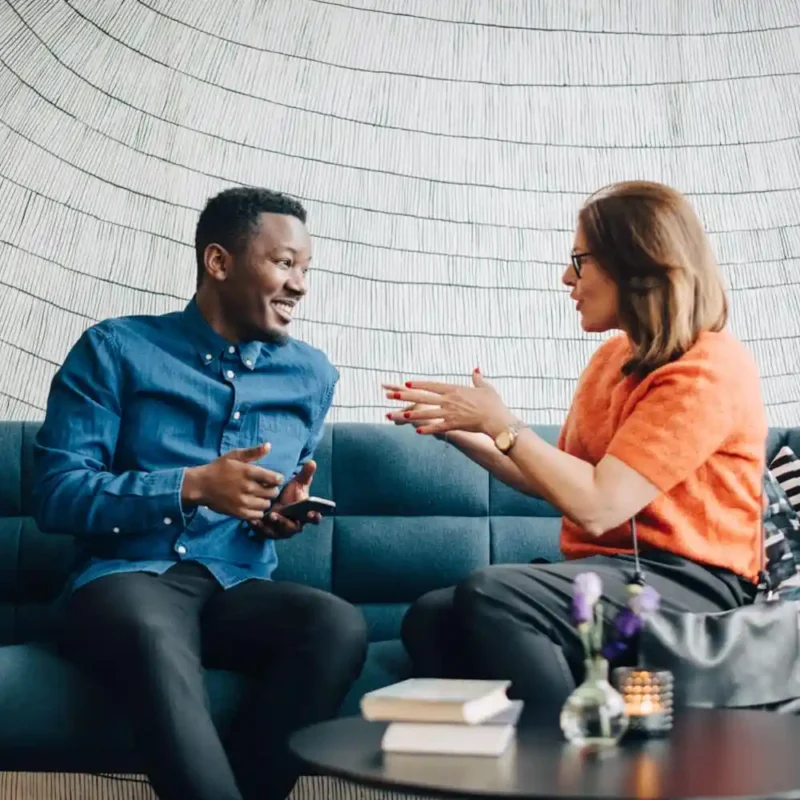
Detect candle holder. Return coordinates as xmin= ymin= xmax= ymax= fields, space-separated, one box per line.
xmin=612 ymin=668 xmax=673 ymax=738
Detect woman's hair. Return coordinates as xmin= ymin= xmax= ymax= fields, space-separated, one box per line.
xmin=578 ymin=180 xmax=728 ymax=378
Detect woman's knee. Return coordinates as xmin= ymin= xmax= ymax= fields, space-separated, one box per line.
xmin=454 ymin=565 xmax=516 ymax=619
xmin=401 ymin=587 xmax=455 ymax=654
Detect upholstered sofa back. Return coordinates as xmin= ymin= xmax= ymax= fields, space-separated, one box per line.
xmin=0 ymin=422 xmax=797 ymax=645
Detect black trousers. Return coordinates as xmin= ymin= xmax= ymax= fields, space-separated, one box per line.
xmin=402 ymin=552 xmax=754 ymax=715
xmin=59 ymin=562 xmax=368 ymax=800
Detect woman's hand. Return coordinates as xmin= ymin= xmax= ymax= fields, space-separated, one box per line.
xmin=383 ymin=386 xmax=442 ymax=430
xmin=382 ymin=370 xmax=517 ymax=437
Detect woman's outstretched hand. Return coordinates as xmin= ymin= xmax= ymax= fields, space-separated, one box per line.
xmin=382 ymin=369 xmax=517 ymax=437
xmin=383 ymin=388 xmax=441 ymax=430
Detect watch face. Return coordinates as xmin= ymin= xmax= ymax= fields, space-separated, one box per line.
xmin=496 ymin=430 xmax=512 ymax=451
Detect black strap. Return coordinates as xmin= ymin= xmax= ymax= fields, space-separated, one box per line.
xmin=631 ymin=514 xmax=772 ymax=598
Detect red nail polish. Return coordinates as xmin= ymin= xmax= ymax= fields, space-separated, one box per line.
xmin=385 ymin=413 xmax=392 ymax=420
xmin=475 ymin=367 xmax=481 ymax=374
xmin=405 ymin=381 xmax=413 ymax=388
xmin=392 ymin=392 xmax=402 ymax=399
xmin=416 ymin=429 xmax=424 ymax=434
xmin=403 ymin=412 xmax=410 ymax=419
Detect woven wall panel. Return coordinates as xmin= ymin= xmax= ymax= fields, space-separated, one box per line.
xmin=0 ymin=0 xmax=798 ymax=425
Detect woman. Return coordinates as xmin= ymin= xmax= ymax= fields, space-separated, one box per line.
xmin=384 ymin=181 xmax=766 ymax=712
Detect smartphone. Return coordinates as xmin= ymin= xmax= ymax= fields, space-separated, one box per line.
xmin=278 ymin=496 xmax=336 ymax=522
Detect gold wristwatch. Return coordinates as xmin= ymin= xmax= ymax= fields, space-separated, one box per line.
xmin=494 ymin=419 xmax=524 ymax=454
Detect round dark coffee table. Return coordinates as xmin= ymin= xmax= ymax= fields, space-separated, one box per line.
xmin=290 ymin=708 xmax=800 ymax=799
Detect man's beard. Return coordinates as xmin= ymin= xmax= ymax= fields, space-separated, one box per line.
xmin=259 ymin=326 xmax=289 ymax=346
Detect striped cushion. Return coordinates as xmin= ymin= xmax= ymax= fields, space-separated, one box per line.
xmin=771 ymin=446 xmax=800 ymax=514
xmin=761 ymin=467 xmax=800 ymax=593
xmin=761 ymin=448 xmax=800 ymax=595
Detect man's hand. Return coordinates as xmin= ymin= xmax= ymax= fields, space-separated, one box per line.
xmin=249 ymin=460 xmax=322 ymax=540
xmin=182 ymin=443 xmax=284 ymax=523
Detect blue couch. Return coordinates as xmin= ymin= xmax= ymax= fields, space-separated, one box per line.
xmin=0 ymin=420 xmax=796 ymax=773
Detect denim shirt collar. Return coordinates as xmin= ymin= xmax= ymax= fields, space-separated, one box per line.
xmin=182 ymin=297 xmax=265 ymax=371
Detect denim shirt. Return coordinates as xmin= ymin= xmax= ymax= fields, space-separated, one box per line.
xmin=32 ymin=299 xmax=338 ymax=592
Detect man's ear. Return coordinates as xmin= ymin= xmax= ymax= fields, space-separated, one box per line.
xmin=203 ymin=243 xmax=231 ymax=283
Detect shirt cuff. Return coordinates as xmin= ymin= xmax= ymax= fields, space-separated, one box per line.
xmin=135 ymin=467 xmax=190 ymax=530
xmin=176 ymin=467 xmax=199 ymax=527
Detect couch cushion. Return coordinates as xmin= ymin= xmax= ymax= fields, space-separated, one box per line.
xmin=272 ymin=518 xmax=334 ymax=593
xmin=491 ymin=517 xmax=563 ymax=564
xmin=771 ymin=446 xmax=800 ymax=513
xmin=762 ymin=463 xmax=800 ymax=593
xmin=359 ymin=603 xmax=409 ymax=642
xmin=0 ymin=643 xmax=246 ymax=772
xmin=331 ymin=424 xmax=489 ymax=517
xmin=767 ymin=428 xmax=800 ymax=464
xmin=0 ymin=422 xmax=23 ymax=517
xmin=0 ymin=516 xmax=74 ymax=646
xmin=333 ymin=516 xmax=490 ymax=603
xmin=273 ymin=426 xmax=335 ymax=592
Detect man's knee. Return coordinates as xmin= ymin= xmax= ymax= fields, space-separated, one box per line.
xmin=62 ymin=583 xmax=178 ymax=661
xmin=307 ymin=592 xmax=368 ymax=671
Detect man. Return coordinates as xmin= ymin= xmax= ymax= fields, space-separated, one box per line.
xmin=32 ymin=187 xmax=367 ymax=800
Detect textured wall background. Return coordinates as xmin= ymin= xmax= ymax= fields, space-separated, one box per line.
xmin=0 ymin=0 xmax=798 ymax=425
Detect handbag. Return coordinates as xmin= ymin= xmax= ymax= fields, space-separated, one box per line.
xmin=633 ymin=488 xmax=800 ymax=710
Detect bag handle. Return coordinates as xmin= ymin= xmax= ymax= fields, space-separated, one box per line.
xmin=630 ymin=517 xmax=646 ymax=586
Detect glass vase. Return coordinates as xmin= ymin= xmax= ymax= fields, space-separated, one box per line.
xmin=560 ymin=657 xmax=629 ymax=748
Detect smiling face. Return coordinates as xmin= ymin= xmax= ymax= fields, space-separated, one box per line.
xmin=203 ymin=212 xmax=312 ymax=344
xmin=562 ymin=224 xmax=621 ymax=334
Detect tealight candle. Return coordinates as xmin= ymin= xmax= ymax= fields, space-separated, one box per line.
xmin=612 ymin=668 xmax=673 ymax=737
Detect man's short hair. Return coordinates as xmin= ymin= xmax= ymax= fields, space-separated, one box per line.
xmin=194 ymin=187 xmax=307 ymax=286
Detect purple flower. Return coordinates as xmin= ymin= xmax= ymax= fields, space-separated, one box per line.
xmin=571 ymin=593 xmax=593 ymax=625
xmin=612 ymin=606 xmax=642 ymax=639
xmin=630 ymin=585 xmax=660 ymax=616
xmin=602 ymin=583 xmax=662 ymax=663
xmin=602 ymin=638 xmax=629 ymax=660
xmin=574 ymin=572 xmax=602 ymax=604
xmin=571 ymin=572 xmax=602 ymax=625
xmin=601 ymin=607 xmax=642 ymax=661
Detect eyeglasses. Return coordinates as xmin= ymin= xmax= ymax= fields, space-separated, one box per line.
xmin=570 ymin=251 xmax=591 ymax=278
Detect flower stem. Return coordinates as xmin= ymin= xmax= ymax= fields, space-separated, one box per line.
xmin=592 ymin=602 xmax=604 ymax=655
xmin=579 ymin=624 xmax=591 ymax=661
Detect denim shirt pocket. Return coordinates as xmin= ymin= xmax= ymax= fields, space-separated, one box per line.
xmin=257 ymin=413 xmax=309 ymax=479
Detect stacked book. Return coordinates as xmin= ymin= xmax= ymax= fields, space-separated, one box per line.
xmin=360 ymin=678 xmax=523 ymax=756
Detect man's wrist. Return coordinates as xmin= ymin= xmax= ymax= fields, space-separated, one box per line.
xmin=181 ymin=466 xmax=206 ymax=508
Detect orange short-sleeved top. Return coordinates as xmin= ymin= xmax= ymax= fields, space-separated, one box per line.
xmin=558 ymin=329 xmax=767 ymax=581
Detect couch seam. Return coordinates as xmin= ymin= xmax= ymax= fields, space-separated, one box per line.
xmin=18 ymin=420 xmax=23 ymax=518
